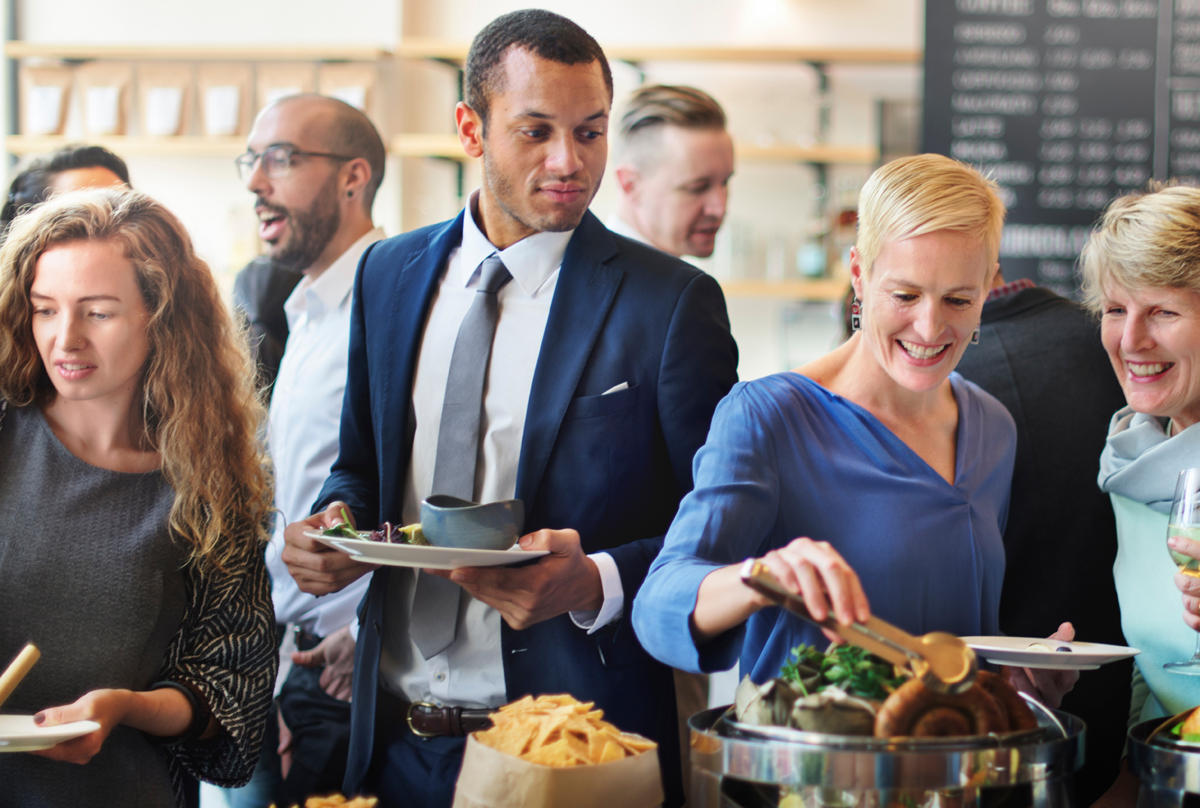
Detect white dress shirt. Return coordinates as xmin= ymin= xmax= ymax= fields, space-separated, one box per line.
xmin=266 ymin=227 xmax=384 ymax=638
xmin=380 ymin=193 xmax=623 ymax=709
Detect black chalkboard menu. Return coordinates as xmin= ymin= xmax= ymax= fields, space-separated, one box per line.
xmin=921 ymin=0 xmax=1196 ymax=296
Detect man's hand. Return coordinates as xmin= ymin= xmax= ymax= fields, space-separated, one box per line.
xmin=1171 ymin=531 xmax=1200 ymax=630
xmin=292 ymin=625 xmax=356 ymax=702
xmin=1003 ymin=621 xmax=1079 ymax=709
xmin=282 ymin=501 xmax=377 ymax=595
xmin=277 ymin=710 xmax=293 ymax=779
xmin=430 ymin=529 xmax=603 ymax=630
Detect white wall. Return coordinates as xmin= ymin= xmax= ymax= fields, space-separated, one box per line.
xmin=10 ymin=0 xmax=923 ymax=379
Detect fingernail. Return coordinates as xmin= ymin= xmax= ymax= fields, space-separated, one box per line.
xmin=519 ymin=536 xmax=531 ymax=548
xmin=33 ymin=713 xmax=45 ymax=725
xmin=1170 ymin=537 xmax=1180 ymax=548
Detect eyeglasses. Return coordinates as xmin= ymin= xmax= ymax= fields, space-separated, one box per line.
xmin=235 ymin=145 xmax=355 ymax=182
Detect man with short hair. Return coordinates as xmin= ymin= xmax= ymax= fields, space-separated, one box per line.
xmin=608 ymin=85 xmax=735 ymax=259
xmin=280 ymin=11 xmax=738 ymax=808
xmin=230 ymin=93 xmax=387 ymax=807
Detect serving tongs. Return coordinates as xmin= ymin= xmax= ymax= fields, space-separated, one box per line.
xmin=740 ymin=559 xmax=978 ymax=694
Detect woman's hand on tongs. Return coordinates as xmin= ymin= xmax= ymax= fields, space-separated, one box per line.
xmin=1003 ymin=621 xmax=1079 ymax=709
xmin=692 ymin=536 xmax=870 ymax=645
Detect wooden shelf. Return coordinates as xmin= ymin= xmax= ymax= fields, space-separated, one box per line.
xmin=4 ymin=42 xmax=391 ymax=61
xmin=5 ymin=135 xmax=246 ymax=157
xmin=396 ymin=38 xmax=921 ymax=66
xmin=391 ymin=133 xmax=474 ymax=160
xmin=393 ymin=133 xmax=875 ymax=165
xmin=720 ymin=278 xmax=848 ymax=300
xmin=736 ymin=143 xmax=877 ymax=164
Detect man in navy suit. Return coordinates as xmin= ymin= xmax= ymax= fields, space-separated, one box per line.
xmin=281 ymin=10 xmax=738 ymax=807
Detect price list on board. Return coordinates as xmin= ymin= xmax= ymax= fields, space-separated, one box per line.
xmin=922 ymin=0 xmax=1196 ymax=296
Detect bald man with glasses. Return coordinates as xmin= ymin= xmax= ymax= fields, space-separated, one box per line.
xmin=219 ymin=93 xmax=386 ymax=808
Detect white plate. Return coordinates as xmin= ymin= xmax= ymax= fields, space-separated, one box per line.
xmin=0 ymin=715 xmax=101 ymax=752
xmin=959 ymin=636 xmax=1140 ymax=670
xmin=305 ymin=531 xmax=549 ymax=570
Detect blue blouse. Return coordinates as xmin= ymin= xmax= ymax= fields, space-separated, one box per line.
xmin=632 ymin=372 xmax=1016 ymax=684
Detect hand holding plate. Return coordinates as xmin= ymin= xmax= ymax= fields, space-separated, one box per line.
xmin=283 ymin=501 xmax=378 ymax=596
xmin=433 ymin=528 xmax=603 ymax=630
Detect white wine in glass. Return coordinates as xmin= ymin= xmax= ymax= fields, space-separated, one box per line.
xmin=1165 ymin=468 xmax=1200 ymax=674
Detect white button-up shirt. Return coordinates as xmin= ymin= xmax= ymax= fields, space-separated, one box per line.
xmin=380 ymin=193 xmax=623 ymax=708
xmin=266 ymin=227 xmax=385 ymax=638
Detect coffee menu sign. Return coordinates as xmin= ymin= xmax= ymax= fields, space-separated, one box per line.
xmin=923 ymin=0 xmax=1200 ymax=296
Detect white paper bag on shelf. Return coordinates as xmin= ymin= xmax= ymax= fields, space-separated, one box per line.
xmin=197 ymin=63 xmax=251 ymax=137
xmin=20 ymin=65 xmax=73 ymax=135
xmin=451 ymin=735 xmax=663 ymax=808
xmin=138 ymin=63 xmax=193 ymax=137
xmin=317 ymin=62 xmax=377 ymax=112
xmin=256 ymin=62 xmax=315 ymax=112
xmin=77 ymin=62 xmax=132 ymax=136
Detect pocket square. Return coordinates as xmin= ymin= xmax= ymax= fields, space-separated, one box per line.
xmin=602 ymin=382 xmax=630 ymax=395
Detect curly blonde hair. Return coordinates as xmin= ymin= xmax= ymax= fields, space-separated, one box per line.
xmin=0 ymin=188 xmax=272 ymax=571
xmin=1079 ymin=183 xmax=1200 ymax=313
xmin=857 ymin=154 xmax=1006 ymax=273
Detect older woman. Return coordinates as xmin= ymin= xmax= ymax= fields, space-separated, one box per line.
xmin=633 ymin=154 xmax=1074 ymax=705
xmin=1081 ymin=184 xmax=1200 ymax=805
xmin=0 ymin=188 xmax=277 ymax=807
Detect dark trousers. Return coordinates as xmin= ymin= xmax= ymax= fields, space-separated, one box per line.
xmin=367 ymin=719 xmax=468 ymax=808
xmin=275 ymin=652 xmax=354 ymax=804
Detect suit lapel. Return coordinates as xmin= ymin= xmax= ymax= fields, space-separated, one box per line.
xmin=515 ymin=212 xmax=623 ymax=513
xmin=377 ymin=212 xmax=465 ymax=519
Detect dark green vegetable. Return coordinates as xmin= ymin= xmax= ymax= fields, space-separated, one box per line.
xmin=322 ymin=507 xmax=362 ymax=539
xmin=779 ymin=644 xmax=906 ymax=701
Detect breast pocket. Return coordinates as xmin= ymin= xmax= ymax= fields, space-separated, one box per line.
xmin=563 ymin=384 xmax=640 ymax=421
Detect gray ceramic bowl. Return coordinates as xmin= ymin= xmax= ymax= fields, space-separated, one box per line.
xmin=420 ymin=496 xmax=525 ymax=551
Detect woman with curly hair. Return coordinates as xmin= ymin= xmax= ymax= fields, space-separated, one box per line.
xmin=0 ymin=187 xmax=277 ymax=807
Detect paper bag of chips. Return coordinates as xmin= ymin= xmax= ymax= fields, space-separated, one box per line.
xmin=452 ymin=695 xmax=663 ymax=808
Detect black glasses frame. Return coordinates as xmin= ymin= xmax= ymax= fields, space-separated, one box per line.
xmin=235 ymin=145 xmax=356 ymax=181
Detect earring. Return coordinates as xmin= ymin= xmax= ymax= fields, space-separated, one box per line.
xmin=971 ymin=327 xmax=980 ymax=345
xmin=850 ymin=297 xmax=862 ymax=332
xmin=347 ymin=190 xmax=353 ymax=198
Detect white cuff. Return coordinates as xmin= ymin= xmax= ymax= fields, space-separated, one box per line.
xmin=569 ymin=551 xmax=624 ymax=634
xmin=348 ymin=618 xmax=360 ymax=642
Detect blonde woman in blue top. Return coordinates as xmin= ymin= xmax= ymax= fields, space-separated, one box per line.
xmin=633 ymin=155 xmax=1076 ymax=706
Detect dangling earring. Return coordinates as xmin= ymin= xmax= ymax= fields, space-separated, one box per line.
xmin=850 ymin=297 xmax=862 ymax=332
xmin=971 ymin=327 xmax=980 ymax=345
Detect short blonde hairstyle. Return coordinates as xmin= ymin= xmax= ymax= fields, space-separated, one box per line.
xmin=1079 ymin=183 xmax=1200 ymax=313
xmin=856 ymin=154 xmax=1006 ymax=273
xmin=0 ymin=188 xmax=272 ymax=572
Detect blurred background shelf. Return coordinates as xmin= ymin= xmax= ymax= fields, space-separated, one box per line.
xmin=392 ymin=133 xmax=877 ymax=165
xmin=395 ymin=38 xmax=921 ymax=65
xmin=3 ymin=43 xmax=391 ymax=61
xmin=6 ymin=135 xmax=246 ymax=157
xmin=720 ymin=278 xmax=847 ymax=300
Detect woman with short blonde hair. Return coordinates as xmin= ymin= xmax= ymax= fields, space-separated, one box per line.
xmin=0 ymin=187 xmax=276 ymax=807
xmin=1081 ymin=183 xmax=1200 ymax=804
xmin=635 ymin=154 xmax=1074 ymax=708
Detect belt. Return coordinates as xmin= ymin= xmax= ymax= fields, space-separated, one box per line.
xmin=398 ymin=700 xmax=494 ymax=738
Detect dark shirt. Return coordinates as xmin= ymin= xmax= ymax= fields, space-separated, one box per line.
xmin=955 ymin=285 xmax=1129 ymax=803
xmin=231 ymin=257 xmax=302 ymax=397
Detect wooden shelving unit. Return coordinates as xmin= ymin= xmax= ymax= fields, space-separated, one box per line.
xmin=5 ymin=135 xmax=246 ymax=157
xmin=720 ymin=278 xmax=847 ymax=301
xmin=395 ymin=38 xmax=920 ymax=66
xmin=3 ymin=42 xmax=391 ymax=61
xmin=392 ymin=133 xmax=876 ymax=165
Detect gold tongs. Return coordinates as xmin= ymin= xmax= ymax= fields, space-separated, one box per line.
xmin=740 ymin=559 xmax=978 ymax=694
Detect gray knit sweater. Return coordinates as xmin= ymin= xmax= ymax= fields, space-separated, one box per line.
xmin=0 ymin=402 xmax=277 ymax=807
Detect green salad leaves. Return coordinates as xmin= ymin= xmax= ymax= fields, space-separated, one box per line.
xmin=321 ymin=507 xmax=362 ymax=539
xmin=779 ymin=644 xmax=907 ymax=701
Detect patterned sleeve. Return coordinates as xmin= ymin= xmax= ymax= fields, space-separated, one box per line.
xmin=159 ymin=543 xmax=278 ymax=794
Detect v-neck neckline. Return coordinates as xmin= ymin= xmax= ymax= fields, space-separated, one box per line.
xmin=787 ymin=372 xmax=967 ymax=494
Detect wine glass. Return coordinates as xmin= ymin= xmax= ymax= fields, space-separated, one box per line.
xmin=1165 ymin=468 xmax=1200 ymax=673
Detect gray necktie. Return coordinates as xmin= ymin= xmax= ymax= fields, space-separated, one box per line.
xmin=410 ymin=255 xmax=512 ymax=660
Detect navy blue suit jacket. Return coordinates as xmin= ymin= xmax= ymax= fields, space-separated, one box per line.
xmin=316 ymin=209 xmax=738 ymax=807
